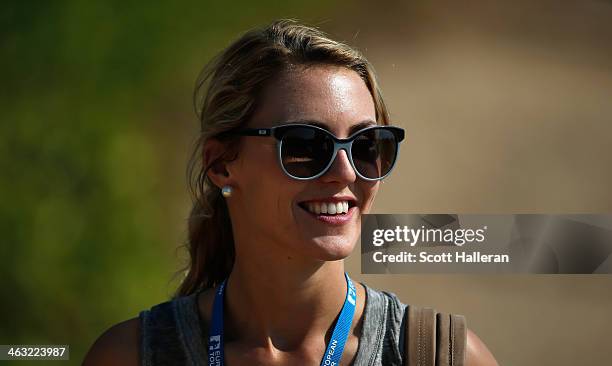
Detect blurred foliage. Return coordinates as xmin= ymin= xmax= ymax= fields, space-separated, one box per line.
xmin=0 ymin=1 xmax=334 ymax=364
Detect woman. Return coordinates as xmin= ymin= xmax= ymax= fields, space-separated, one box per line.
xmin=84 ymin=19 xmax=498 ymax=365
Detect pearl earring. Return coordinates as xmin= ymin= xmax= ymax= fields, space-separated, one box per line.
xmin=221 ymin=185 xmax=233 ymax=198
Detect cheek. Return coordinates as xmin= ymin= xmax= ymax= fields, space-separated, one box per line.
xmin=361 ymin=182 xmax=380 ymax=212
xmin=236 ymin=142 xmax=278 ymax=183
xmin=238 ymin=146 xmax=298 ymax=215
xmin=243 ymin=173 xmax=305 ymax=242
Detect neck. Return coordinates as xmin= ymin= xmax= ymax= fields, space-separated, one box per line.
xmin=223 ymin=241 xmax=349 ymax=351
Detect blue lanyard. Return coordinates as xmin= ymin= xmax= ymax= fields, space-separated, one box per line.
xmin=207 ymin=272 xmax=357 ymax=366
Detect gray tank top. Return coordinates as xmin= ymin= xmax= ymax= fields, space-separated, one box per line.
xmin=139 ymin=282 xmax=408 ymax=366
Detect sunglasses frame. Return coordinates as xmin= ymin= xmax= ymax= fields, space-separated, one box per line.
xmin=230 ymin=123 xmax=405 ymax=181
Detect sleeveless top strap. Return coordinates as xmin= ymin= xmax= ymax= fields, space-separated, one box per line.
xmin=139 ymin=292 xmax=205 ymax=366
xmin=355 ymin=283 xmax=407 ymax=366
xmin=139 ymin=300 xmax=188 ymax=366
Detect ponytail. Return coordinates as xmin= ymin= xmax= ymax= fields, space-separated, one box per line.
xmin=174 ymin=180 xmax=235 ymax=297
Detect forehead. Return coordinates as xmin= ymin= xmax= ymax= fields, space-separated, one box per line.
xmin=249 ymin=65 xmax=377 ymax=135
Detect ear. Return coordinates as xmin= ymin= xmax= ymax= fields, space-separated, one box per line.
xmin=202 ymin=138 xmax=236 ymax=190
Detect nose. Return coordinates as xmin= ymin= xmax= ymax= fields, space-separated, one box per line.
xmin=321 ymin=148 xmax=357 ymax=183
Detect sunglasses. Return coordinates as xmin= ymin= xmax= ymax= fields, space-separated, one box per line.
xmin=229 ymin=123 xmax=405 ymax=181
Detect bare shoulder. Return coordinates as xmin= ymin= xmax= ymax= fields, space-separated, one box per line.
xmin=465 ymin=328 xmax=499 ymax=366
xmin=82 ymin=317 xmax=140 ymax=366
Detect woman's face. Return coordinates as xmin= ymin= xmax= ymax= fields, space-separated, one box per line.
xmin=225 ymin=65 xmax=380 ymax=262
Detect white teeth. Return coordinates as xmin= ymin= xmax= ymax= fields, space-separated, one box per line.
xmin=304 ymin=201 xmax=351 ymax=215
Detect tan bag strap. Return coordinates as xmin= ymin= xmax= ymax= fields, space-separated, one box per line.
xmin=403 ymin=305 xmax=467 ymax=366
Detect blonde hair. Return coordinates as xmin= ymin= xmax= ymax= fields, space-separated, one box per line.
xmin=174 ymin=18 xmax=390 ymax=297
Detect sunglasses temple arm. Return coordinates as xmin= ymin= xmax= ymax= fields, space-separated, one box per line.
xmin=231 ymin=128 xmax=273 ymax=137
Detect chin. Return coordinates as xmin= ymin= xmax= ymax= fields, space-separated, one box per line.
xmin=307 ymin=236 xmax=356 ymax=261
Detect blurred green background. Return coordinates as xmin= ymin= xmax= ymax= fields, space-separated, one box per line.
xmin=2 ymin=1 xmax=612 ymax=365
xmin=1 ymin=1 xmax=337 ymax=364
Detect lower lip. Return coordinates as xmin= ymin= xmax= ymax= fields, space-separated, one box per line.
xmin=300 ymin=205 xmax=356 ymax=226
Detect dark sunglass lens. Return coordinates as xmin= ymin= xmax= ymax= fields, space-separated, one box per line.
xmin=352 ymin=129 xmax=398 ymax=179
xmin=280 ymin=127 xmax=334 ymax=178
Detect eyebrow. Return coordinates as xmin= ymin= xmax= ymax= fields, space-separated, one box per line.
xmin=287 ymin=119 xmax=378 ymax=135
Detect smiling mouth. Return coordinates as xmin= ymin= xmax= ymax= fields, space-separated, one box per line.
xmin=297 ymin=200 xmax=357 ymax=216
